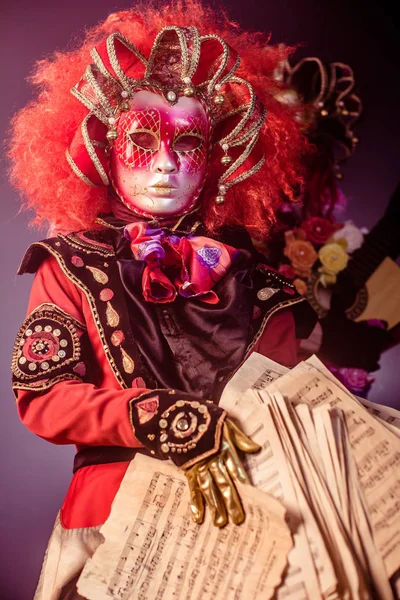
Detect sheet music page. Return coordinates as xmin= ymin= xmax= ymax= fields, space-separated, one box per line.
xmin=375 ymin=418 xmax=400 ymax=438
xmin=310 ymin=406 xmax=394 ymax=599
xmin=302 ymin=356 xmax=400 ymax=429
xmin=267 ymin=360 xmax=400 ymax=578
xmin=312 ymin=407 xmax=350 ymax=526
xmin=335 ymin=409 xmax=395 ymax=600
xmin=359 ymin=398 xmax=400 ymax=435
xmin=220 ymin=352 xmax=289 ymax=412
xmin=236 ymin=399 xmax=338 ymax=600
xmin=266 ymin=392 xmax=368 ymax=600
xmin=77 ymin=454 xmax=292 ymax=600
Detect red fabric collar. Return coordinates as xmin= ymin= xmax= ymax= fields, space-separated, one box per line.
xmin=124 ymin=222 xmax=237 ymax=304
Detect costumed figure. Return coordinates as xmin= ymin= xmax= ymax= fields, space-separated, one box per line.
xmin=8 ymin=2 xmax=317 ymax=598
xmin=262 ymin=56 xmax=400 ymax=397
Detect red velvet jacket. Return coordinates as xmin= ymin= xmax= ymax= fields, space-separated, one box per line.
xmin=12 ymin=224 xmax=316 ymax=529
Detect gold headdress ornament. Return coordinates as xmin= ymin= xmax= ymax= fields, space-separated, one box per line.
xmin=274 ymin=56 xmax=362 ymax=173
xmin=67 ymin=26 xmax=267 ymax=206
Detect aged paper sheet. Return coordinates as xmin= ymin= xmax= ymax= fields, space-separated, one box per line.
xmin=266 ymin=357 xmax=400 ymax=579
xmin=76 ymin=353 xmax=400 ymax=599
xmin=222 ymin=352 xmax=400 ymax=597
xmin=77 ymin=454 xmax=292 ymax=600
xmin=220 ymin=352 xmax=289 ymax=412
xmin=233 ymin=401 xmax=336 ymax=600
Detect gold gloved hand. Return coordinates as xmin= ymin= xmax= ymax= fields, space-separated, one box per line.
xmin=184 ymin=418 xmax=260 ymax=528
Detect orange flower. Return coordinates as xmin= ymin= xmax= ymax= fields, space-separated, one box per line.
xmin=284 ymin=238 xmax=317 ymax=279
xmin=293 ymin=278 xmax=308 ymax=296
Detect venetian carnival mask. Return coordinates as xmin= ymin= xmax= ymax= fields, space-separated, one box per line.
xmin=274 ymin=57 xmax=362 ymax=165
xmin=67 ymin=27 xmax=267 ymax=219
xmin=110 ymin=89 xmax=211 ymax=217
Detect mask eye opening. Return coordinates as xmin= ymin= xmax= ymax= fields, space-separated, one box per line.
xmin=173 ymin=133 xmax=204 ymax=152
xmin=129 ymin=129 xmax=160 ymax=151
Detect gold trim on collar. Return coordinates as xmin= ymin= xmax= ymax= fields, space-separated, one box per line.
xmin=29 ymin=242 xmax=128 ymax=389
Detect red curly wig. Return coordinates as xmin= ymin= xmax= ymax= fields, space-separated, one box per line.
xmin=8 ymin=0 xmax=307 ymax=237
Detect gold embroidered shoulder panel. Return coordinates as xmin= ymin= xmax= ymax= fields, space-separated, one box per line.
xmin=17 ymin=232 xmax=154 ymax=391
xmin=12 ymin=303 xmax=88 ymax=392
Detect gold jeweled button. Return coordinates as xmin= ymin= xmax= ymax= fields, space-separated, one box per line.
xmin=176 ymin=418 xmax=189 ymax=431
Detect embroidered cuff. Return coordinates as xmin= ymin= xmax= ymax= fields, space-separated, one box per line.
xmin=129 ymin=390 xmax=227 ymax=469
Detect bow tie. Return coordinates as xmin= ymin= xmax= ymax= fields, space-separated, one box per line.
xmin=124 ymin=222 xmax=237 ymax=304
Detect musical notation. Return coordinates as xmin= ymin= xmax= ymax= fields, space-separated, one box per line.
xmin=76 ymin=352 xmax=400 ymax=600
xmin=77 ymin=456 xmax=292 ymax=600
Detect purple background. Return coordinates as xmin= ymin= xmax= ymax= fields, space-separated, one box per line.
xmin=1 ymin=1 xmax=399 ymax=597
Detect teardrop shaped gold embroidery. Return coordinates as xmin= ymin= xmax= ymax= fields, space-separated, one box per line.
xmin=121 ymin=347 xmax=135 ymax=374
xmin=86 ymin=266 xmax=109 ymax=284
xmin=106 ymin=302 xmax=120 ymax=327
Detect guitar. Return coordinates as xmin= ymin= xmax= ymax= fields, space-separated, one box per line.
xmin=339 ymin=183 xmax=400 ymax=330
xmin=306 ymin=184 xmax=400 ymax=331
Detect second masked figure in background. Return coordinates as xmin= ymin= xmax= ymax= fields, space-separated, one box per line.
xmin=267 ymin=56 xmax=400 ymax=398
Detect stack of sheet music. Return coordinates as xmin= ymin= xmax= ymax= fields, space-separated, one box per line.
xmin=221 ymin=354 xmax=400 ymax=600
xmin=78 ymin=354 xmax=400 ymax=600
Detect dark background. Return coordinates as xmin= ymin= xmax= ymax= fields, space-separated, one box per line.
xmin=1 ymin=1 xmax=399 ymax=598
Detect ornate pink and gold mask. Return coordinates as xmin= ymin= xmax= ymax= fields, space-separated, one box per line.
xmin=67 ymin=27 xmax=267 ymax=214
xmin=111 ymin=90 xmax=211 ymax=218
